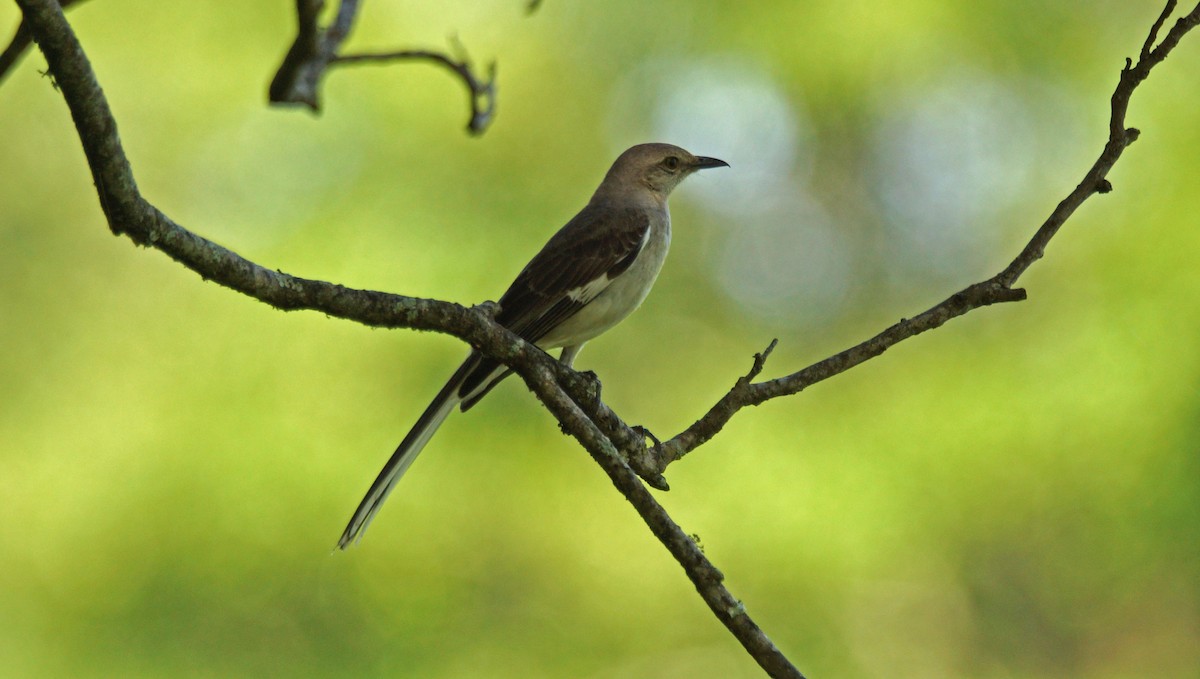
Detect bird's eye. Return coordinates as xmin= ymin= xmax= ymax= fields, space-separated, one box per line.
xmin=663 ymin=156 xmax=681 ymax=171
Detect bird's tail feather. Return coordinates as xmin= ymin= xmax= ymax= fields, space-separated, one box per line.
xmin=336 ymin=356 xmax=478 ymax=549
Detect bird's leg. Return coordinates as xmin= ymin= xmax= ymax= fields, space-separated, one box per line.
xmin=558 ymin=345 xmax=603 ymax=405
xmin=558 ymin=344 xmax=583 ymax=368
xmin=555 ymin=345 xmax=668 ymax=489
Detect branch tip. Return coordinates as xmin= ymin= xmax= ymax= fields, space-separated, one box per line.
xmin=744 ymin=338 xmax=779 ymax=383
xmin=18 ymin=2 xmax=1197 ymax=676
xmin=645 ymin=473 xmax=670 ymax=491
xmin=269 ymin=3 xmax=495 ymax=133
xmin=1141 ymin=0 xmax=1178 ymax=62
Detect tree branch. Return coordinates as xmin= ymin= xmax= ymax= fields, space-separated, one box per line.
xmin=1141 ymin=0 xmax=1178 ymax=63
xmin=12 ymin=0 xmax=1200 ymax=676
xmin=331 ymin=39 xmax=497 ymax=134
xmin=0 ymin=0 xmax=88 ymax=84
xmin=268 ymin=0 xmax=361 ymax=109
xmin=519 ymin=364 xmax=804 ymax=679
xmin=639 ymin=1 xmax=1200 ymax=474
xmin=14 ymin=1 xmax=799 ymax=674
xmin=268 ymin=0 xmax=497 ymax=133
xmin=0 ymin=15 xmax=32 ymax=82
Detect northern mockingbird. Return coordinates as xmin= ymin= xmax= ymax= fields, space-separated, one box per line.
xmin=337 ymin=143 xmax=728 ymax=548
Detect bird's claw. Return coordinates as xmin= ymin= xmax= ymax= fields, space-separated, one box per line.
xmin=577 ymin=369 xmax=602 ymax=405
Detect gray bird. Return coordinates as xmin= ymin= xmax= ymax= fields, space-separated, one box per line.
xmin=338 ymin=143 xmax=728 ymax=548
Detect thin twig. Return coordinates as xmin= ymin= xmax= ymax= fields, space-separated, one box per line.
xmin=332 ymin=43 xmax=497 ymax=134
xmin=268 ymin=0 xmax=497 ymax=133
xmin=744 ymin=339 xmax=779 ymax=384
xmin=645 ymin=2 xmax=1200 ymax=472
xmin=13 ymin=1 xmax=1200 ymax=676
xmin=1142 ymin=0 xmax=1177 ymax=62
xmin=268 ymin=0 xmax=359 ymax=109
xmin=13 ymin=2 xmax=800 ymax=673
xmin=521 ymin=365 xmax=805 ymax=679
xmin=0 ymin=19 xmax=31 ymax=83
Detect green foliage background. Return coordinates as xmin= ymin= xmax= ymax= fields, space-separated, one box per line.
xmin=1 ymin=1 xmax=1198 ymax=677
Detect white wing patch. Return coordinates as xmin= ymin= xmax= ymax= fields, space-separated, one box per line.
xmin=565 ymin=274 xmax=613 ymax=304
xmin=563 ymin=226 xmax=650 ymax=305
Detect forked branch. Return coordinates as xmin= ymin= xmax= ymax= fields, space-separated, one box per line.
xmin=268 ymin=0 xmax=497 ymax=133
xmin=633 ymin=1 xmax=1200 ymax=476
xmin=13 ymin=1 xmax=798 ymax=674
xmin=11 ymin=1 xmax=1200 ymax=677
xmin=0 ymin=0 xmax=88 ymax=83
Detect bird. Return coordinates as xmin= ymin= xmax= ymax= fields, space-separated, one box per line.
xmin=337 ymin=143 xmax=728 ymax=549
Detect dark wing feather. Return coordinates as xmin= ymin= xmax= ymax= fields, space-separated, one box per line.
xmin=456 ymin=204 xmax=651 ymax=404
xmin=496 ymin=204 xmax=651 ymax=336
xmin=509 ymin=296 xmax=586 ymax=346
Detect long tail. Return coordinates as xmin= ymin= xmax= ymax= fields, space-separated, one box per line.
xmin=336 ymin=355 xmax=479 ymax=549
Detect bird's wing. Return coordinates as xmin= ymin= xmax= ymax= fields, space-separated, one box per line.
xmin=455 ymin=205 xmax=651 ymax=404
xmin=497 ymin=204 xmax=651 ymax=339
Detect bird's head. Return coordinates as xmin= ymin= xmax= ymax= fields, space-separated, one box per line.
xmin=595 ymin=143 xmax=728 ymax=203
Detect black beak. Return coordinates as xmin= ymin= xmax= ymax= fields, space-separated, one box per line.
xmin=691 ymin=156 xmax=730 ymax=170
